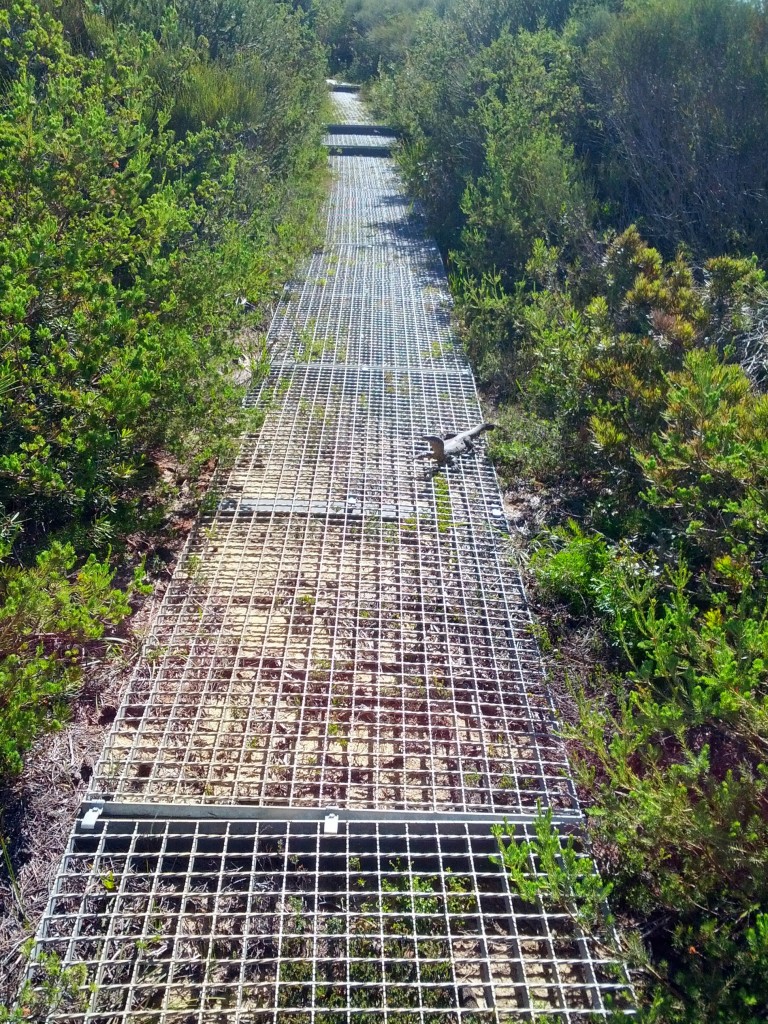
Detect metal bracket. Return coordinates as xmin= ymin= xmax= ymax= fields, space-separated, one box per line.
xmin=323 ymin=812 xmax=340 ymax=835
xmin=81 ymin=802 xmax=104 ymax=830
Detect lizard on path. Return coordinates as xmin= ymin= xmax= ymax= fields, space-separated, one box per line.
xmin=417 ymin=422 xmax=497 ymax=465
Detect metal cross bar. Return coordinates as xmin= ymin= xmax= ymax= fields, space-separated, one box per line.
xmin=326 ymin=125 xmax=398 ymax=136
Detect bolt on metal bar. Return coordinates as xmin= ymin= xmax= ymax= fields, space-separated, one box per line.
xmin=80 ymin=801 xmax=581 ymax=826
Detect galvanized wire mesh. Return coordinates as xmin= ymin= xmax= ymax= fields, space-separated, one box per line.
xmin=330 ymin=90 xmax=374 ymax=124
xmin=90 ymin=143 xmax=577 ymax=813
xmin=30 ymin=817 xmax=632 ymax=1022
xmin=324 ymin=160 xmax=431 ymax=248
xmin=19 ymin=88 xmax=632 ymax=1022
xmin=88 ymin=94 xmax=578 ymax=814
xmin=266 ymin=245 xmax=456 ymax=361
xmin=93 ymin=493 xmax=573 ymax=812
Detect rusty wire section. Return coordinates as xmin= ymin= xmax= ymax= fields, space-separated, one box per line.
xmin=29 ymin=818 xmax=632 ymax=1022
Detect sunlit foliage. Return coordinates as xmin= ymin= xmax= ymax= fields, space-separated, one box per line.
xmin=0 ymin=0 xmax=328 ymax=775
xmin=368 ymin=0 xmax=768 ymax=1018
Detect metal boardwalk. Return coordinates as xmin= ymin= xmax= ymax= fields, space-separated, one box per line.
xmin=24 ymin=88 xmax=633 ymax=1022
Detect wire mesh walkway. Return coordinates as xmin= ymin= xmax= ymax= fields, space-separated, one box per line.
xmin=23 ymin=88 xmax=633 ymax=1022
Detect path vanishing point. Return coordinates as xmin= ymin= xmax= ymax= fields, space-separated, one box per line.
xmin=22 ymin=86 xmax=634 ymax=1023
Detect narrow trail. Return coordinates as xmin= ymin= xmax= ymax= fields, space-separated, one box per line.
xmin=23 ymin=88 xmax=632 ymax=1021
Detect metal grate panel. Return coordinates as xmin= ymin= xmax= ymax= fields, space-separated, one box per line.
xmin=93 ymin=512 xmax=572 ymax=812
xmin=89 ymin=100 xmax=578 ymax=815
xmin=330 ymin=90 xmax=373 ymax=124
xmin=324 ymin=158 xmax=430 ymax=247
xmin=28 ymin=817 xmax=632 ymax=1022
xmin=266 ymin=247 xmax=456 ymax=365
xmin=236 ymin=365 xmax=501 ymax=516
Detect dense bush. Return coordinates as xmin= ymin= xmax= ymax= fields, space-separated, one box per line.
xmin=584 ymin=0 xmax=768 ymax=254
xmin=494 ymin=235 xmax=768 ymax=1022
xmin=0 ymin=0 xmax=328 ymax=776
xmin=372 ymin=0 xmax=768 ymax=264
xmin=368 ymin=0 xmax=768 ymax=1018
xmin=310 ymin=0 xmax=439 ymax=80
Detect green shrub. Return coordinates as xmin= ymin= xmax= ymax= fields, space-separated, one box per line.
xmin=0 ymin=950 xmax=90 ymax=1021
xmin=585 ymin=0 xmax=768 ymax=255
xmin=485 ymin=404 xmax=563 ymax=483
xmin=0 ymin=0 xmax=328 ymax=776
xmin=570 ymin=681 xmax=768 ymax=1023
xmin=0 ymin=543 xmax=144 ymax=775
xmin=530 ymin=522 xmax=608 ymax=613
xmin=169 ymin=54 xmax=270 ymax=135
xmin=638 ymin=349 xmax=768 ymax=566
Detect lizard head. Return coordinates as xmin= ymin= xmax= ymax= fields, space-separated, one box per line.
xmin=421 ymin=434 xmax=445 ymax=459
